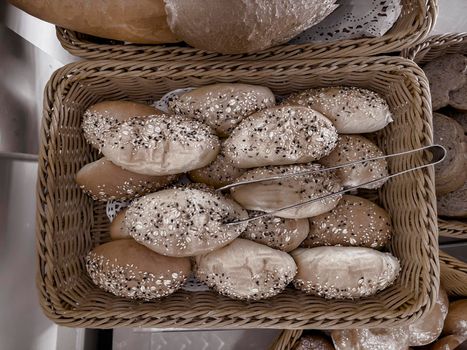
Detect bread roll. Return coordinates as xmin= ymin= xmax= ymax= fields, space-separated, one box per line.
xmin=230 ymin=163 xmax=343 ymax=219
xmin=195 ymin=239 xmax=297 ymax=300
xmin=124 ymin=187 xmax=248 ymax=257
xmin=445 ymin=109 xmax=467 ymax=134
xmin=100 ymin=114 xmax=220 ymax=176
xmin=292 ymin=334 xmax=334 ymax=350
xmin=109 ymin=209 xmax=130 ymax=240
xmin=408 ymin=287 xmax=449 ymax=346
xmin=9 ymin=0 xmax=179 ymax=44
xmin=85 ymin=239 xmax=191 ymax=300
xmin=331 ymin=328 xmax=410 ymax=350
xmin=283 ymin=87 xmax=393 ymax=134
xmin=82 ymin=101 xmax=162 ymax=149
xmin=430 ymin=335 xmax=467 ymax=350
xmin=292 ymin=247 xmax=400 ymax=299
xmin=168 ymin=84 xmax=275 ymax=137
xmin=164 ymin=0 xmax=338 ymax=54
xmin=304 ymin=195 xmax=392 ymax=249
xmin=450 ymin=83 xmax=467 ymax=111
xmin=433 ymin=113 xmax=467 ymax=195
xmin=241 ymin=214 xmax=309 ymax=252
xmin=443 ymin=300 xmax=467 ymax=336
xmin=76 ymin=157 xmax=178 ymax=201
xmin=437 ymin=182 xmax=467 ymax=218
xmin=188 ymin=151 xmax=246 ymax=189
xmin=224 ymin=106 xmax=338 ymax=168
xmin=319 ymin=135 xmax=388 ymax=189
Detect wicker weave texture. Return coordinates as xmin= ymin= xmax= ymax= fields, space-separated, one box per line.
xmin=402 ymin=33 xmax=467 ymax=238
xmin=37 ymin=57 xmax=438 ymax=329
xmin=56 ymin=0 xmax=437 ymax=61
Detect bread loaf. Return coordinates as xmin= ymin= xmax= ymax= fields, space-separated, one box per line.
xmin=76 ymin=157 xmax=178 ymax=201
xmin=331 ymin=328 xmax=409 ymax=350
xmin=283 ymin=87 xmax=393 ymax=134
xmin=430 ymin=335 xmax=467 ymax=350
xmin=303 ymin=195 xmax=392 ymax=249
xmin=319 ymin=135 xmax=388 ymax=189
xmin=443 ymin=299 xmax=467 ymax=336
xmin=450 ymin=83 xmax=467 ymax=111
xmin=195 ymin=239 xmax=297 ymax=300
xmin=292 ymin=334 xmax=334 ymax=350
xmin=230 ymin=163 xmax=343 ymax=219
xmin=224 ymin=106 xmax=338 ymax=168
xmin=437 ymin=182 xmax=467 ymax=218
xmin=85 ymin=240 xmax=191 ymax=300
xmin=168 ymin=84 xmax=275 ymax=137
xmin=9 ymin=0 xmax=179 ymax=44
xmin=109 ymin=209 xmax=130 ymax=240
xmin=124 ymin=187 xmax=248 ymax=257
xmin=164 ymin=0 xmax=338 ymax=54
xmin=445 ymin=108 xmax=467 ymax=134
xmin=292 ymin=246 xmax=400 ymax=299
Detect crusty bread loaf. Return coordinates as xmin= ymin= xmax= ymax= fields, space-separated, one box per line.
xmin=75 ymin=157 xmax=178 ymax=201
xmin=291 ymin=246 xmax=400 ymax=299
xmin=224 ymin=106 xmax=338 ymax=168
xmin=9 ymin=0 xmax=179 ymax=44
xmin=85 ymin=240 xmax=191 ymax=300
xmin=241 ymin=214 xmax=309 ymax=252
xmin=291 ymin=334 xmax=334 ymax=350
xmin=303 ymin=195 xmax=392 ymax=249
xmin=164 ymin=0 xmax=338 ymax=54
xmin=109 ymin=209 xmax=130 ymax=240
xmin=319 ymin=135 xmax=388 ymax=189
xmin=437 ymin=182 xmax=467 ymax=218
xmin=331 ymin=328 xmax=410 ymax=350
xmin=443 ymin=299 xmax=467 ymax=336
xmin=195 ymin=239 xmax=297 ymax=300
xmin=422 ymin=54 xmax=467 ymax=110
xmin=230 ymin=163 xmax=343 ymax=219
xmin=283 ymin=87 xmax=393 ymax=134
xmin=430 ymin=335 xmax=467 ymax=350
xmin=433 ymin=113 xmax=467 ymax=196
xmin=168 ymin=84 xmax=275 ymax=137
xmin=124 ymin=187 xmax=248 ymax=257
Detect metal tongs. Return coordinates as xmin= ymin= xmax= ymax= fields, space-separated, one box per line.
xmin=219 ymin=144 xmax=446 ymax=225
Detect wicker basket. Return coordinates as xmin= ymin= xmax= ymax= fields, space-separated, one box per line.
xmin=56 ymin=0 xmax=437 ymax=61
xmin=402 ymin=33 xmax=467 ymax=239
xmin=37 ymin=56 xmax=439 ymax=329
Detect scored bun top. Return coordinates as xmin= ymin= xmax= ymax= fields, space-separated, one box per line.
xmin=224 ymin=106 xmax=338 ymax=169
xmin=165 ymin=0 xmax=338 ymax=54
xmin=168 ymin=83 xmax=275 ymax=137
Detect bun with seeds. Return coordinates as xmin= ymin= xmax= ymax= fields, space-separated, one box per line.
xmin=230 ymin=163 xmax=343 ymax=219
xmin=319 ymin=135 xmax=388 ymax=189
xmin=109 ymin=209 xmax=130 ymax=240
xmin=82 ymin=101 xmax=162 ymax=149
xmin=241 ymin=214 xmax=309 ymax=252
xmin=124 ymin=187 xmax=248 ymax=257
xmin=291 ymin=334 xmax=334 ymax=350
xmin=195 ymin=238 xmax=297 ymax=300
xmin=291 ymin=246 xmax=400 ymax=299
xmin=283 ymin=86 xmax=393 ymax=134
xmin=224 ymin=106 xmax=338 ymax=168
xmin=76 ymin=157 xmax=179 ymax=201
xmin=331 ymin=327 xmax=409 ymax=350
xmin=168 ymin=83 xmax=275 ymax=137
xmin=85 ymin=239 xmax=191 ymax=300
xmin=303 ymin=195 xmax=392 ymax=249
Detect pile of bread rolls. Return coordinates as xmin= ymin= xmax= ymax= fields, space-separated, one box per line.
xmin=290 ymin=291 xmax=467 ymax=350
xmin=77 ymin=82 xmax=401 ymax=302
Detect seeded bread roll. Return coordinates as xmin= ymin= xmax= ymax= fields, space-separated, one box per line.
xmin=443 ymin=299 xmax=467 ymax=336
xmin=331 ymin=328 xmax=409 ymax=350
xmin=230 ymin=163 xmax=343 ymax=219
xmin=100 ymin=114 xmax=220 ymax=176
xmin=319 ymin=135 xmax=388 ymax=189
xmin=85 ymin=240 xmax=191 ymax=300
xmin=188 ymin=150 xmax=246 ymax=189
xmin=124 ymin=187 xmax=248 ymax=257
xmin=195 ymin=239 xmax=297 ymax=300
xmin=76 ymin=157 xmax=178 ymax=201
xmin=433 ymin=113 xmax=467 ymax=196
xmin=292 ymin=247 xmax=400 ymax=299
xmin=224 ymin=106 xmax=338 ymax=168
xmin=168 ymin=84 xmax=275 ymax=137
xmin=303 ymin=195 xmax=392 ymax=249
xmin=82 ymin=101 xmax=162 ymax=149
xmin=241 ymin=213 xmax=309 ymax=252
xmin=165 ymin=0 xmax=337 ymax=54
xmin=437 ymin=182 xmax=467 ymax=218
xmin=430 ymin=335 xmax=467 ymax=350
xmin=283 ymin=87 xmax=393 ymax=134
xmin=292 ymin=334 xmax=334 ymax=350
xmin=109 ymin=209 xmax=130 ymax=240
xmin=408 ymin=287 xmax=449 ymax=346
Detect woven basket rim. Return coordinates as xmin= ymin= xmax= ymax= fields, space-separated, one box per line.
xmin=55 ymin=0 xmax=438 ymax=60
xmin=37 ymin=56 xmax=439 ymax=329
